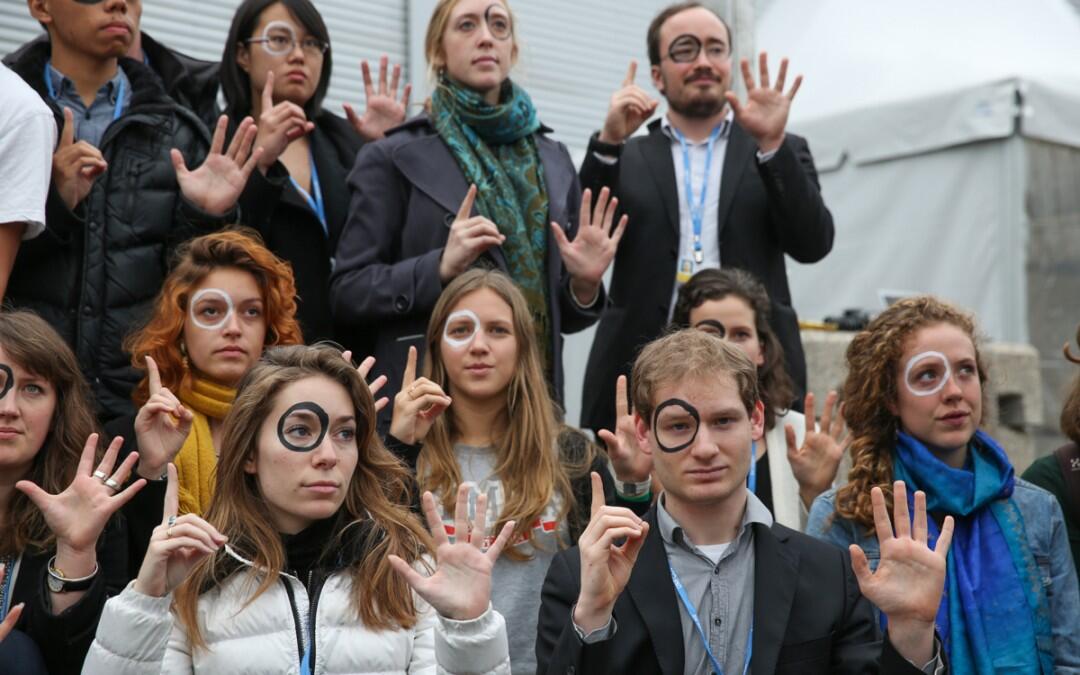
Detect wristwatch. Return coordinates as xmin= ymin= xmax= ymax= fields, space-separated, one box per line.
xmin=46 ymin=557 xmax=98 ymax=593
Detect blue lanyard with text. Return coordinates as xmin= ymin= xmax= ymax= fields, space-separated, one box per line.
xmin=43 ymin=61 xmax=126 ymax=122
xmin=671 ymin=123 xmax=724 ymax=264
xmin=289 ymin=147 xmax=327 ymax=237
xmin=748 ymin=441 xmax=757 ymax=494
xmin=668 ymin=560 xmax=753 ymax=675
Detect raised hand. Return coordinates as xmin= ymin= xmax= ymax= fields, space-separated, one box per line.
xmin=172 ymin=115 xmax=263 ymax=216
xmin=52 ymin=107 xmax=108 ymax=210
xmin=254 ymin=71 xmax=314 ymax=172
xmin=551 ymin=187 xmax=628 ymax=304
xmin=134 ymin=465 xmax=226 ymax=598
xmin=597 ymin=375 xmax=653 ymax=483
xmin=724 ymin=52 xmax=803 ymax=153
xmin=0 ymin=564 xmax=23 ymax=643
xmin=786 ymin=391 xmax=848 ymax=507
xmin=343 ymin=56 xmax=411 ymax=141
xmin=599 ymin=61 xmax=659 ymax=145
xmin=388 ymin=484 xmax=514 ymax=621
xmin=389 ymin=346 xmax=451 ymax=444
xmin=852 ymin=482 xmax=953 ymax=665
xmin=438 ymin=184 xmax=505 ymax=283
xmin=343 ymin=350 xmax=390 ymax=413
xmin=573 ymin=472 xmax=649 ymax=632
xmin=134 ymin=356 xmax=194 ymax=480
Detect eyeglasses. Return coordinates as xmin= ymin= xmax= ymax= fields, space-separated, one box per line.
xmin=665 ymin=34 xmax=731 ymax=64
xmin=452 ymin=5 xmax=513 ymax=41
xmin=246 ymin=20 xmax=328 ymax=58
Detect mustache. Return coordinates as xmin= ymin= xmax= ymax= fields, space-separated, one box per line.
xmin=684 ymin=68 xmax=723 ymax=84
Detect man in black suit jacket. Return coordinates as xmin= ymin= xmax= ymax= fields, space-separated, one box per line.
xmin=580 ymin=1 xmax=834 ymax=438
xmin=537 ymin=330 xmax=952 ymax=674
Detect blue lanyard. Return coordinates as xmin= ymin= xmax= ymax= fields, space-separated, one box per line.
xmin=44 ymin=61 xmax=126 ymax=122
xmin=668 ymin=560 xmax=753 ymax=675
xmin=671 ymin=123 xmax=725 ymax=264
xmin=748 ymin=442 xmax=757 ymax=494
xmin=289 ymin=147 xmax=327 ymax=237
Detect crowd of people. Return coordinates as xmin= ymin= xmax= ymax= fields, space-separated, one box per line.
xmin=0 ymin=0 xmax=1077 ymax=673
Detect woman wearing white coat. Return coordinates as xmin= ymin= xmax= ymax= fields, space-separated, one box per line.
xmin=83 ymin=344 xmax=512 ymax=674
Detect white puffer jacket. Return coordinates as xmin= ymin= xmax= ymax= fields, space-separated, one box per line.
xmin=82 ymin=563 xmax=511 ymax=675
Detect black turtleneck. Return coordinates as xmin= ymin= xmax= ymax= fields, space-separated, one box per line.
xmin=281 ymin=515 xmax=339 ymax=588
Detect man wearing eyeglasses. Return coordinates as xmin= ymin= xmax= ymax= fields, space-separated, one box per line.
xmin=538 ymin=329 xmax=947 ymax=674
xmin=580 ymin=1 xmax=834 ymax=446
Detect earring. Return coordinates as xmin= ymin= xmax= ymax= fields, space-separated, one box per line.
xmin=180 ymin=341 xmax=190 ymax=370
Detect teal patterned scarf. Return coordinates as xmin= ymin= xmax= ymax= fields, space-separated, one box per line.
xmin=430 ymin=77 xmax=551 ymax=369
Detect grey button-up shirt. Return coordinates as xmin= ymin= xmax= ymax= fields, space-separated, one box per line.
xmin=46 ymin=63 xmax=131 ymax=147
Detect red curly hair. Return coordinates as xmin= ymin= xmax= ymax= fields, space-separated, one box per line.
xmin=126 ymin=229 xmax=303 ymax=406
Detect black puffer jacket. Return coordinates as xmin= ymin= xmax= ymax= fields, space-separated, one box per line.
xmin=139 ymin=32 xmax=221 ymax=129
xmin=4 ymin=40 xmax=230 ymax=423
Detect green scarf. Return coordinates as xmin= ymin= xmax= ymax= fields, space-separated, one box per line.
xmin=430 ymin=77 xmax=552 ymax=369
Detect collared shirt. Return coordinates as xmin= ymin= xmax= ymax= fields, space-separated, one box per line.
xmin=46 ymin=63 xmax=131 ymax=147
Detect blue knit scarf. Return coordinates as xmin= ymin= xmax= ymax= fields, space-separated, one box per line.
xmin=892 ymin=430 xmax=1053 ymax=673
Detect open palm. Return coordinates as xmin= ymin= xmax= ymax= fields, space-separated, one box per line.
xmin=725 ymin=53 xmax=803 ymax=151
xmin=173 ymin=115 xmax=262 ymax=216
xmin=551 ymin=187 xmax=628 ymax=287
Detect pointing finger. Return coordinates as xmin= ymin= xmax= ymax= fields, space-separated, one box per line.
xmin=615 ymin=375 xmax=629 ymax=419
xmin=589 ymin=471 xmax=605 ymax=518
xmin=60 ymin=107 xmax=74 ymax=147
xmin=402 ymin=345 xmax=418 ymax=389
xmin=457 ymin=184 xmax=477 ymax=220
xmin=146 ymin=355 xmax=163 ymax=395
xmin=261 ymin=71 xmax=275 ymax=115
xmin=622 ymin=60 xmax=637 ymax=87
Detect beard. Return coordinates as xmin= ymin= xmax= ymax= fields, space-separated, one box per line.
xmin=664 ymin=71 xmax=728 ymax=119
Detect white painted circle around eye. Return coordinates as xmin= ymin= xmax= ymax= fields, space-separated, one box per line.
xmin=902 ymin=350 xmax=951 ymax=397
xmin=442 ymin=309 xmax=481 ymax=350
xmin=189 ymin=288 xmax=235 ymax=331
xmin=259 ymin=20 xmax=298 ymax=57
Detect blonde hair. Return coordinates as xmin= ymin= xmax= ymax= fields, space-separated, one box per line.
xmin=423 ymin=0 xmax=518 ymax=82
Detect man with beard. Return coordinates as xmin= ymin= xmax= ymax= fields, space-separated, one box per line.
xmin=579 ymin=2 xmax=834 ymax=457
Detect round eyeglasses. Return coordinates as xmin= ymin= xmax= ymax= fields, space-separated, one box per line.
xmin=246 ymin=21 xmax=329 ymax=58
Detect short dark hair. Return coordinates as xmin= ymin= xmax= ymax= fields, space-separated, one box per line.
xmin=647 ymin=2 xmax=733 ymax=66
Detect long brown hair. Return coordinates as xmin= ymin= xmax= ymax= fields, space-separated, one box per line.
xmin=126 ymin=229 xmax=303 ymax=406
xmin=834 ymin=296 xmax=987 ymax=530
xmin=418 ymin=270 xmax=591 ymax=560
xmin=1062 ymin=324 xmax=1080 ymax=445
xmin=0 ymin=311 xmax=99 ymax=555
xmin=173 ymin=345 xmax=431 ymax=649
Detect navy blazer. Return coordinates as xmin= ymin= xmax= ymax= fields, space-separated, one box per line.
xmin=330 ymin=114 xmax=604 ymax=419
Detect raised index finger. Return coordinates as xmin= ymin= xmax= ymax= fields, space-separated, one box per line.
xmin=589 ymin=471 xmax=605 ymax=518
xmin=615 ymin=375 xmax=629 ymax=419
xmin=162 ymin=464 xmax=179 ymax=522
xmin=402 ymin=346 xmax=418 ymax=389
xmin=60 ymin=107 xmax=75 ymax=147
xmin=622 ymin=60 xmax=637 ymax=87
xmin=457 ymin=184 xmax=477 ymax=220
xmin=146 ymin=355 xmax=163 ymax=395
xmin=262 ymin=71 xmax=275 ymax=113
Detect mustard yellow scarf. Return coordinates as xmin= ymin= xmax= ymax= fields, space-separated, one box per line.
xmin=175 ymin=377 xmax=236 ymax=516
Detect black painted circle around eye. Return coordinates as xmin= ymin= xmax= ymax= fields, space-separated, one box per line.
xmin=694 ymin=319 xmax=727 ymax=338
xmin=0 ymin=364 xmax=13 ymax=400
xmin=652 ymin=397 xmax=701 ymax=453
xmin=276 ymin=401 xmax=330 ymax=452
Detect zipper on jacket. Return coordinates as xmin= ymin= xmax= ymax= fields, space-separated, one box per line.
xmin=306 ymin=569 xmax=329 ymax=671
xmin=280 ymin=577 xmax=306 ymax=668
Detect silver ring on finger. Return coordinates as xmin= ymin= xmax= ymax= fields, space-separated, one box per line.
xmin=166 ymin=515 xmax=176 ymax=537
xmin=92 ymin=470 xmax=108 ymax=482
xmin=103 ymin=477 xmax=121 ymax=491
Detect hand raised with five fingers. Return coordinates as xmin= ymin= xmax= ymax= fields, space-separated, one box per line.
xmin=388 ymin=484 xmax=515 ymax=621
xmin=599 ymin=61 xmax=659 ymax=145
xmin=0 ymin=564 xmax=24 ymax=643
xmin=52 ymin=107 xmax=108 ymax=210
xmin=16 ymin=434 xmax=145 ymax=557
xmin=389 ymin=346 xmax=451 ymax=445
xmin=254 ymin=71 xmax=315 ymax=172
xmin=134 ymin=355 xmax=194 ymax=480
xmin=134 ymin=465 xmax=227 ymax=598
xmin=439 ymin=184 xmax=505 ymax=283
xmin=724 ymin=52 xmax=803 ymax=153
xmin=343 ymin=56 xmax=411 ymax=141
xmin=574 ymin=472 xmax=649 ymax=632
xmin=552 ymin=187 xmax=628 ymax=302
xmin=598 ymin=375 xmax=653 ymax=483
xmin=342 ymin=350 xmax=390 ymax=413
xmin=786 ymin=391 xmax=848 ymax=508
xmin=173 ymin=115 xmax=263 ymax=216
xmin=852 ymin=482 xmax=953 ymax=664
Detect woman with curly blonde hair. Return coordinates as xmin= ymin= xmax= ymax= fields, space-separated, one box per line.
xmin=807 ymin=296 xmax=1080 ymax=673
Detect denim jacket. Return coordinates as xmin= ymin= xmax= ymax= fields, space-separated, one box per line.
xmin=808 ymin=479 xmax=1080 ymax=672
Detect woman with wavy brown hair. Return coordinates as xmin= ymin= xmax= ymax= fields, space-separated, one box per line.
xmin=806 ymin=296 xmax=1080 ymax=672
xmin=83 ymin=344 xmax=512 ymax=673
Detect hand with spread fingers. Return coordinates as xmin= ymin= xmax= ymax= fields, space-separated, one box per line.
xmin=172 ymin=114 xmax=263 ymax=216
xmin=388 ymin=484 xmax=514 ymax=621
xmin=573 ymin=472 xmax=649 ymax=633
xmin=852 ymin=481 xmax=953 ymax=665
xmin=342 ymin=350 xmax=390 ymax=413
xmin=343 ymin=56 xmax=411 ymax=142
xmin=598 ymin=375 xmax=653 ymax=483
xmin=0 ymin=564 xmax=23 ymax=643
xmin=389 ymin=346 xmax=451 ymax=445
xmin=786 ymin=390 xmax=848 ymax=508
xmin=724 ymin=52 xmax=803 ymax=154
xmin=599 ymin=61 xmax=659 ymax=145
xmin=439 ymin=184 xmax=506 ymax=283
xmin=134 ymin=355 xmax=194 ymax=480
xmin=134 ymin=465 xmax=227 ymax=598
xmin=254 ymin=71 xmax=315 ymax=173
xmin=52 ymin=107 xmax=108 ymax=210
xmin=551 ymin=187 xmax=628 ymax=306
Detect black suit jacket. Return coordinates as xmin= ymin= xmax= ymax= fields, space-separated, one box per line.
xmin=579 ymin=121 xmax=834 ymax=434
xmin=537 ymin=508 xmax=931 ymax=675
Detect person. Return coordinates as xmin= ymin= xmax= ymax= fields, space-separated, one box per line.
xmin=83 ymin=344 xmax=513 ymax=673
xmin=670 ymin=268 xmax=846 ymax=529
xmin=387 ymin=268 xmax=650 ymax=673
xmin=537 ymin=329 xmax=949 ymax=674
xmin=0 ymin=65 xmax=55 ymax=304
xmin=330 ymin=0 xmax=624 ymax=423
xmin=221 ymin=0 xmax=411 ymax=342
xmin=1022 ymin=325 xmax=1080 ymax=581
xmin=5 ymin=0 xmax=263 ymax=424
xmin=579 ymin=1 xmax=835 ymax=439
xmin=807 ymin=296 xmax=1080 ymax=672
xmin=0 ymin=311 xmax=146 ymax=675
